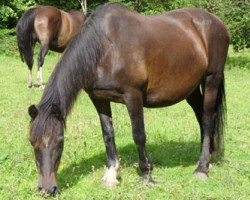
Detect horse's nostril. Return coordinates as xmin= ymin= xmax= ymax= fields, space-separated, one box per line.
xmin=38 ymin=186 xmax=42 ymax=191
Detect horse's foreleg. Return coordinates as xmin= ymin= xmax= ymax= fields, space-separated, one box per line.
xmin=37 ymin=45 xmax=48 ymax=89
xmin=124 ymin=89 xmax=155 ymax=185
xmin=91 ymin=98 xmax=119 ymax=188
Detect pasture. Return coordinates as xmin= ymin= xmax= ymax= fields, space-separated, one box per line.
xmin=0 ymin=48 xmax=249 ymax=199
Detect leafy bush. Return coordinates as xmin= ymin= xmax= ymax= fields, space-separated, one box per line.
xmin=0 ymin=29 xmax=19 ymax=57
xmin=0 ymin=0 xmax=36 ymax=28
xmin=220 ymin=0 xmax=250 ymax=51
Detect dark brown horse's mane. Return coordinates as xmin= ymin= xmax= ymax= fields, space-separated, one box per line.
xmin=37 ymin=4 xmax=112 ymax=118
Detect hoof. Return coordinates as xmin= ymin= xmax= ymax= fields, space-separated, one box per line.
xmin=27 ymin=83 xmax=33 ymax=88
xmin=194 ymin=172 xmax=208 ymax=180
xmin=101 ymin=177 xmax=119 ymax=188
xmin=140 ymin=175 xmax=156 ymax=187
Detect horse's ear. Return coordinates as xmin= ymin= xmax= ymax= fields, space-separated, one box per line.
xmin=28 ymin=105 xmax=38 ymax=119
xmin=51 ymin=104 xmax=63 ymax=121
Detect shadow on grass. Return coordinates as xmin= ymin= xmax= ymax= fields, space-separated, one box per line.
xmin=58 ymin=141 xmax=201 ymax=190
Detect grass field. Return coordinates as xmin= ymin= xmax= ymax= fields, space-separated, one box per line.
xmin=0 ymin=48 xmax=249 ymax=199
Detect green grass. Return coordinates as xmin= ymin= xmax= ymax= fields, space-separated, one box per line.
xmin=0 ymin=49 xmax=249 ymax=199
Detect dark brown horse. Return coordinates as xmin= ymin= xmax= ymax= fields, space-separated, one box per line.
xmin=16 ymin=5 xmax=86 ymax=88
xmin=28 ymin=3 xmax=229 ymax=196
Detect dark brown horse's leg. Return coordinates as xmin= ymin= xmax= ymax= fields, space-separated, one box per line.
xmin=91 ymin=98 xmax=119 ymax=188
xmin=124 ymin=89 xmax=154 ymax=184
xmin=194 ymin=74 xmax=220 ymax=179
xmin=37 ymin=44 xmax=49 ymax=88
xmin=186 ymin=87 xmax=204 ymax=148
xmin=27 ymin=47 xmax=35 ymax=88
xmin=28 ymin=68 xmax=33 ymax=88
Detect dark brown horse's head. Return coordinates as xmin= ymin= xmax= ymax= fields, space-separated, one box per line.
xmin=28 ymin=104 xmax=64 ymax=196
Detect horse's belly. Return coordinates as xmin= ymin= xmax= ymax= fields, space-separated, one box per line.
xmin=144 ymin=73 xmax=203 ymax=107
xmin=145 ymin=88 xmax=192 ymax=107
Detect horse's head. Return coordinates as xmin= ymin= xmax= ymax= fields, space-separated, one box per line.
xmin=28 ymin=104 xmax=64 ymax=196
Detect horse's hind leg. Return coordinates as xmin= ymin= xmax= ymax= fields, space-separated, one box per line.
xmin=194 ymin=73 xmax=222 ymax=180
xmin=124 ymin=89 xmax=155 ymax=185
xmin=194 ymin=25 xmax=228 ymax=179
xmin=37 ymin=43 xmax=49 ymax=88
xmin=27 ymin=44 xmax=35 ymax=88
xmin=91 ymin=98 xmax=120 ymax=188
xmin=34 ymin=18 xmax=50 ymax=89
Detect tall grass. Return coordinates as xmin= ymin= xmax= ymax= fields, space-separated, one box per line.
xmin=0 ymin=49 xmax=249 ymax=199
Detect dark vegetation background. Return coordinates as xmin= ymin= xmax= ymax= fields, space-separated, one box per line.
xmin=0 ymin=0 xmax=249 ymax=56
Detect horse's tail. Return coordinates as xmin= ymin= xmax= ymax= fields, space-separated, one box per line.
xmin=212 ymin=73 xmax=226 ymax=156
xmin=16 ymin=7 xmax=37 ymax=70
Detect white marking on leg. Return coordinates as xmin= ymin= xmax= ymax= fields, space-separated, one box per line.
xmin=101 ymin=161 xmax=120 ymax=188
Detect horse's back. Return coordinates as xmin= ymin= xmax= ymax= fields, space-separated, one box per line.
xmin=166 ymin=8 xmax=229 ymax=57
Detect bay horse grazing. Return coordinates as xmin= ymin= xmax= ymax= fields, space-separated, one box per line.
xmin=28 ymin=3 xmax=229 ymax=196
xmin=16 ymin=6 xmax=86 ymax=88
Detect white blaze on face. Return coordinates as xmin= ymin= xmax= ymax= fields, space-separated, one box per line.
xmin=43 ymin=136 xmax=50 ymax=149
